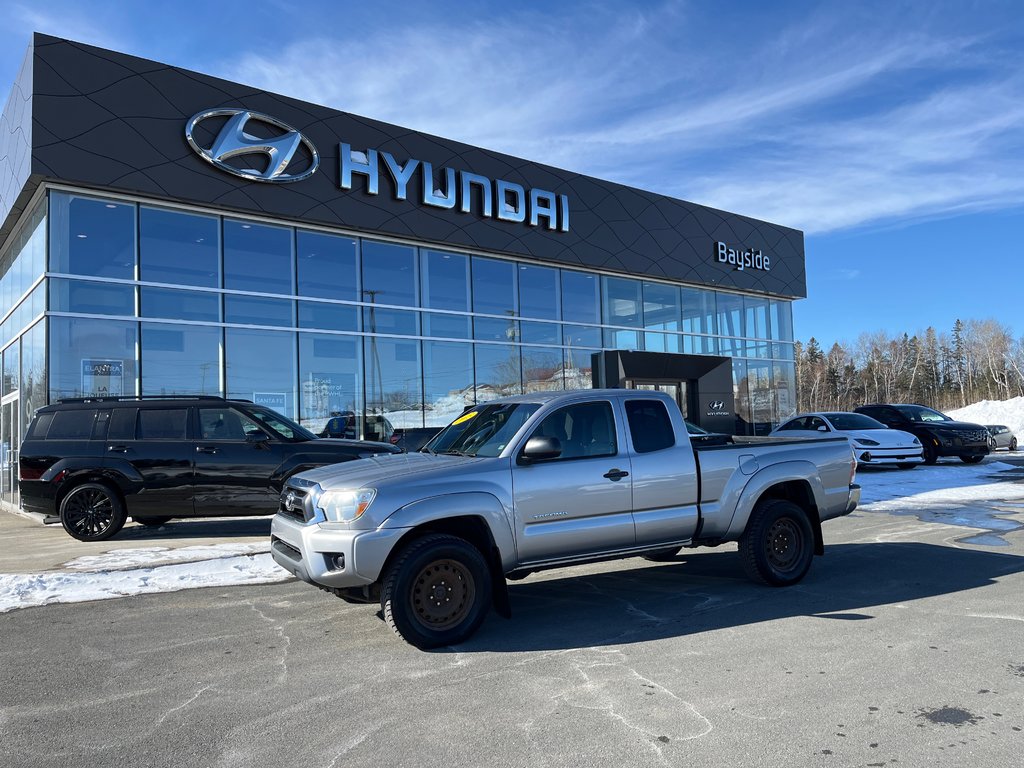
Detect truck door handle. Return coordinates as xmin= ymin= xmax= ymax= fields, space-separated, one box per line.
xmin=196 ymin=446 xmax=218 ymax=454
xmin=603 ymin=468 xmax=629 ymax=481
xmin=107 ymin=445 xmax=129 ymax=453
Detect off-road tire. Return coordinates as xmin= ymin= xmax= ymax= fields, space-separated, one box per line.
xmin=739 ymin=499 xmax=814 ymax=587
xmin=60 ymin=483 xmax=127 ymax=542
xmin=135 ymin=516 xmax=172 ymax=527
xmin=960 ymin=455 xmax=984 ymax=464
xmin=381 ymin=534 xmax=492 ymax=649
xmin=642 ymin=547 xmax=682 ymax=562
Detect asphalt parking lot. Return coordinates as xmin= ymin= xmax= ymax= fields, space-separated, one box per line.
xmin=2 ymin=461 xmax=1023 ymax=768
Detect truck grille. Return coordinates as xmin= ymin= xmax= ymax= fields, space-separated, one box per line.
xmin=278 ymin=486 xmax=312 ymax=523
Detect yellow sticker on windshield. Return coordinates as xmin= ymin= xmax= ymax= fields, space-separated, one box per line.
xmin=453 ymin=411 xmax=478 ymax=425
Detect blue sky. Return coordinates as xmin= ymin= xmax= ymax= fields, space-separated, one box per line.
xmin=1 ymin=0 xmax=1021 ymax=348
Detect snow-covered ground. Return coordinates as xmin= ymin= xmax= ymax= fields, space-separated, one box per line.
xmin=1 ymin=457 xmax=1021 ymax=615
xmin=948 ymin=395 xmax=1024 ymax=440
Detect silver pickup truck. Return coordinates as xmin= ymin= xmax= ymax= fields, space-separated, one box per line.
xmin=271 ymin=389 xmax=860 ymax=648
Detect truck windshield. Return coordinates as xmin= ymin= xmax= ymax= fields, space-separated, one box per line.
xmin=424 ymin=403 xmax=540 ymax=457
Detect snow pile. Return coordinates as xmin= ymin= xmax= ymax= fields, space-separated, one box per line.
xmin=948 ymin=396 xmax=1024 ymax=440
xmin=0 ymin=545 xmax=291 ymax=614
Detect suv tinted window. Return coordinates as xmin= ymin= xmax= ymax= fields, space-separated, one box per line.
xmin=199 ymin=408 xmax=249 ymax=440
xmin=108 ymin=408 xmax=138 ymax=440
xmin=47 ymin=410 xmax=98 ymax=439
xmin=27 ymin=412 xmax=55 ymax=439
xmin=625 ymin=400 xmax=674 ymax=453
xmin=138 ymin=408 xmax=188 ymax=440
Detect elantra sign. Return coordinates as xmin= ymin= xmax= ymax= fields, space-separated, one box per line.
xmin=184 ymin=109 xmax=570 ymax=232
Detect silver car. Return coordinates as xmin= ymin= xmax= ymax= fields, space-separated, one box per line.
xmin=986 ymin=425 xmax=1018 ymax=451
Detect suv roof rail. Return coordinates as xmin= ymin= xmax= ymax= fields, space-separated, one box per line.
xmin=55 ymin=395 xmax=231 ymax=404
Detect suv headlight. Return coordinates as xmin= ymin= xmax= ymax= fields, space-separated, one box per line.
xmin=912 ymin=437 xmax=921 ymax=445
xmin=854 ymin=438 xmax=880 ymax=447
xmin=316 ymin=489 xmax=376 ymax=522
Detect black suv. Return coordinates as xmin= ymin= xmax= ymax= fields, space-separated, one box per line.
xmin=854 ymin=403 xmax=990 ymax=465
xmin=19 ymin=396 xmax=400 ymax=542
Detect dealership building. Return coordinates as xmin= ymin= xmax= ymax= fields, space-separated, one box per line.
xmin=0 ymin=34 xmax=806 ymax=505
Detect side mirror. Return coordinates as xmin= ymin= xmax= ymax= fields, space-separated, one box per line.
xmin=518 ymin=436 xmax=562 ymax=464
xmin=246 ymin=429 xmax=271 ymax=445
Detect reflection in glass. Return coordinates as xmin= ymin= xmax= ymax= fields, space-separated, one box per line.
xmin=680 ymin=287 xmax=717 ymax=335
xmin=771 ymin=300 xmax=794 ymax=342
xmin=50 ymin=193 xmax=135 ymax=280
xmin=522 ymin=347 xmax=564 ymax=392
xmin=602 ymin=276 xmax=643 ymax=327
xmin=732 ymin=358 xmax=750 ymax=436
xmin=773 ymin=361 xmax=797 ymax=422
xmin=474 ymin=315 xmax=517 ymax=342
xmin=49 ymin=279 xmax=135 ymax=316
xmin=561 ymin=271 xmax=599 ymax=324
xmin=520 ymin=321 xmax=560 ymax=345
xmin=744 ymin=296 xmax=770 ymax=340
xmin=644 ymin=332 xmax=681 ymax=353
xmin=716 ymin=292 xmax=744 ymax=337
xmin=603 ymin=328 xmax=640 ymax=350
xmin=299 ymin=333 xmax=361 ymax=433
xmin=474 ymin=344 xmax=522 ymax=400
xmin=362 ymin=240 xmax=417 ymax=307
xmin=423 ymin=313 xmax=471 ymax=339
xmin=224 ymin=220 xmax=293 ymax=294
xmin=746 ymin=361 xmax=773 ymax=435
xmin=472 ymin=257 xmax=516 ymax=315
xmin=421 ymin=250 xmax=470 ymax=311
xmin=142 ymin=287 xmax=220 ymax=322
xmin=643 ymin=282 xmax=680 ymax=331
xmin=142 ymin=323 xmax=221 ymax=395
xmin=518 ymin=264 xmax=559 ymax=320
xmin=20 ymin=321 xmax=46 ymax=437
xmin=298 ymin=301 xmax=359 ymax=332
xmin=225 ymin=295 xmax=294 ymax=327
xmin=225 ymin=328 xmax=295 ymax=416
xmin=562 ymin=325 xmax=601 ymax=349
xmin=49 ymin=317 xmax=138 ymax=400
xmin=2 ymin=341 xmax=18 ymax=397
xmin=564 ymin=347 xmax=594 ymax=390
xmin=363 ymin=307 xmax=417 ymax=337
xmin=682 ymin=335 xmax=718 ymax=355
xmin=297 ymin=230 xmax=357 ymax=300
xmin=364 ymin=337 xmax=422 ymax=428
xmin=423 ymin=341 xmax=474 ymax=427
xmin=140 ymin=207 xmax=219 ymax=287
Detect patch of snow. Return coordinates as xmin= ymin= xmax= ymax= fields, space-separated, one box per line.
xmin=63 ymin=543 xmax=270 ymax=571
xmin=948 ymin=396 xmax=1024 ymax=441
xmin=0 ymin=553 xmax=290 ymax=614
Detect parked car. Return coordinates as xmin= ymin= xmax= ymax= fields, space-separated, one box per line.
xmin=771 ymin=411 xmax=923 ymax=468
xmin=853 ymin=404 xmax=990 ymax=464
xmin=683 ymin=419 xmax=731 ymax=446
xmin=272 ymin=389 xmax=859 ymax=648
xmin=986 ymin=425 xmax=1018 ymax=451
xmin=19 ymin=396 xmax=401 ymax=542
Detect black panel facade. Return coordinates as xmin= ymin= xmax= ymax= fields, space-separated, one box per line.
xmin=15 ymin=34 xmax=805 ymax=298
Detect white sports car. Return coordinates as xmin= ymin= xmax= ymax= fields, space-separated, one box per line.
xmin=771 ymin=411 xmax=924 ymax=468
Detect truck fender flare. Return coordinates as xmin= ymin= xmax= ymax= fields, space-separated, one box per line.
xmin=378 ymin=492 xmax=516 ymax=619
xmin=724 ymin=461 xmax=827 ymax=544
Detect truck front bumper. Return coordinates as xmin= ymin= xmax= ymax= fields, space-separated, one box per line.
xmin=846 ymin=483 xmax=861 ymax=514
xmin=270 ymin=513 xmax=407 ymax=589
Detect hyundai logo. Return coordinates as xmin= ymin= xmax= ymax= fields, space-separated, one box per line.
xmin=709 ymin=400 xmax=725 ymax=410
xmin=185 ymin=108 xmax=319 ymax=183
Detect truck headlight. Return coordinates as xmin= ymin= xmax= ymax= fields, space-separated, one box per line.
xmin=317 ymin=489 xmax=376 ymax=522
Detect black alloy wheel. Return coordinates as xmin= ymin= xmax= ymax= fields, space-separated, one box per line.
xmin=59 ymin=483 xmax=127 ymax=542
xmin=135 ymin=516 xmax=173 ymax=527
xmin=740 ymin=499 xmax=815 ymax=586
xmin=381 ymin=534 xmax=492 ymax=649
xmin=922 ymin=441 xmax=939 ymax=465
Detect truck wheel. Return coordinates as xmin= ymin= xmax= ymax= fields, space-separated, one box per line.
xmin=381 ymin=534 xmax=492 ymax=649
xmin=740 ymin=499 xmax=814 ymax=587
xmin=960 ymin=455 xmax=984 ymax=464
xmin=60 ymin=483 xmax=127 ymax=542
xmin=642 ymin=547 xmax=681 ymax=562
xmin=135 ymin=516 xmax=172 ymax=527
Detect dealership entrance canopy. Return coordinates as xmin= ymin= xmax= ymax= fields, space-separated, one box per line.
xmin=0 ymin=33 xmax=805 ymax=498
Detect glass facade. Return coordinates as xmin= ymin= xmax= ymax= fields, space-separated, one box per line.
xmin=0 ymin=189 xmax=798 ymax=456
